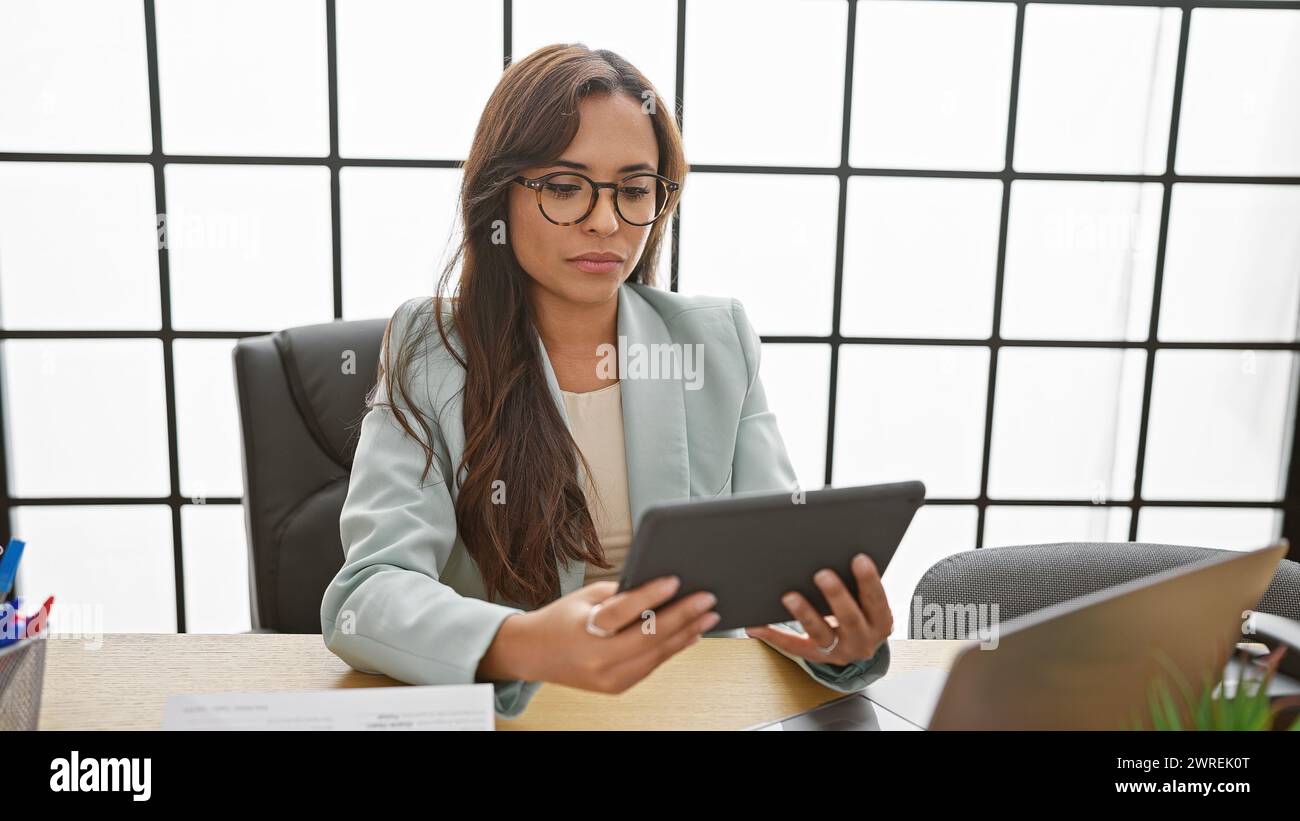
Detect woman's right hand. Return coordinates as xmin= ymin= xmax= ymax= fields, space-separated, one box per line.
xmin=477 ymin=576 xmax=719 ymax=694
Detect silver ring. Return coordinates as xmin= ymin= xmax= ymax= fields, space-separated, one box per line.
xmin=585 ymin=602 xmax=618 ymax=638
xmin=816 ymin=630 xmax=840 ymax=656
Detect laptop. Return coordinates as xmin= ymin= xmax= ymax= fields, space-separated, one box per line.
xmin=752 ymin=541 xmax=1289 ymax=731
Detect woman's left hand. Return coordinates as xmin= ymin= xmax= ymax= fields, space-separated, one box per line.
xmin=744 ymin=553 xmax=893 ymax=667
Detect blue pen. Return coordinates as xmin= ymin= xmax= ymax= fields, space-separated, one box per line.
xmin=0 ymin=539 xmax=24 ymax=598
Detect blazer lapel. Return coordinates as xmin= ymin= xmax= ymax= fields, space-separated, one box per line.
xmin=537 ymin=283 xmax=691 ymax=598
xmin=616 ymin=284 xmax=691 ymax=530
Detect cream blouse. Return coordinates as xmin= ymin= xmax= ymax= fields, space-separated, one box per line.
xmin=560 ymin=380 xmax=634 ymax=585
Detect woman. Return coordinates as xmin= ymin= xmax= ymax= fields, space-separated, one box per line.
xmin=320 ymin=43 xmax=893 ymax=719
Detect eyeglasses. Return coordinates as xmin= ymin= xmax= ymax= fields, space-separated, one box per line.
xmin=512 ymin=171 xmax=681 ymax=227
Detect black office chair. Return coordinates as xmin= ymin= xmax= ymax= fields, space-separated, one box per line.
xmin=910 ymin=541 xmax=1300 ymax=639
xmin=232 ymin=317 xmax=388 ymax=633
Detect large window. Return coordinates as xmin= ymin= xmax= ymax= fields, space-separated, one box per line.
xmin=1 ymin=0 xmax=1298 ymax=636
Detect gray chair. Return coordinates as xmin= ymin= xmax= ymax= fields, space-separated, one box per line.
xmin=232 ymin=317 xmax=388 ymax=633
xmin=909 ymin=541 xmax=1300 ymax=639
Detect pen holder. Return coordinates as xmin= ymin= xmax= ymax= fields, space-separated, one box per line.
xmin=0 ymin=637 xmax=47 ymax=731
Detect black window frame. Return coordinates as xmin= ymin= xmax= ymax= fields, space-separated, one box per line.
xmin=0 ymin=0 xmax=1297 ymax=632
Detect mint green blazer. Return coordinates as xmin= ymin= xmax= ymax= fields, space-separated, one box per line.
xmin=321 ymin=281 xmax=890 ymax=718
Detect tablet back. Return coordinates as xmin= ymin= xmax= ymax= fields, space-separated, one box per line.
xmin=617 ymin=481 xmax=925 ymax=631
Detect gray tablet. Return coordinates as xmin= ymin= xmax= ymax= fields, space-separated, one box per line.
xmin=617 ymin=480 xmax=925 ymax=631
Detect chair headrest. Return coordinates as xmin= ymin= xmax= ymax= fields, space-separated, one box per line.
xmin=271 ymin=317 xmax=388 ymax=468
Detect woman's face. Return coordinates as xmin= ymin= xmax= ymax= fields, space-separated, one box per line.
xmin=508 ymin=92 xmax=660 ymax=307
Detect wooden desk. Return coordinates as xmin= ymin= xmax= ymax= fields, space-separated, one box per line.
xmin=38 ymin=634 xmax=971 ymax=731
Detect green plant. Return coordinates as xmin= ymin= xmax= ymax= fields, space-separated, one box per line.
xmin=1130 ymin=645 xmax=1300 ymax=731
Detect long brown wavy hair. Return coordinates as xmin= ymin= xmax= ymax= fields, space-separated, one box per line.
xmin=370 ymin=44 xmax=687 ymax=608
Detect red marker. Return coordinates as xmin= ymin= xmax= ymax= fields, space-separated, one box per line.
xmin=22 ymin=595 xmax=53 ymax=640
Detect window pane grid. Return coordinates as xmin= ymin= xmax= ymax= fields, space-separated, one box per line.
xmin=1 ymin=0 xmax=1298 ymax=633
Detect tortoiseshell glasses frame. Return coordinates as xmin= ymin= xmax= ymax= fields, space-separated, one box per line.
xmin=512 ymin=170 xmax=682 ymax=227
